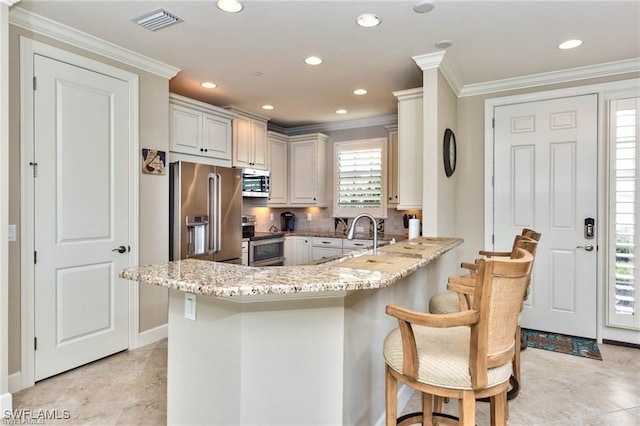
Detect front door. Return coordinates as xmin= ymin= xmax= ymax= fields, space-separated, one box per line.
xmin=33 ymin=54 xmax=130 ymax=380
xmin=493 ymin=94 xmax=598 ymax=338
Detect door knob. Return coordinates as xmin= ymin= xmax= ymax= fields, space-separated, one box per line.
xmin=576 ymin=244 xmax=594 ymax=252
xmin=112 ymin=245 xmax=128 ymax=254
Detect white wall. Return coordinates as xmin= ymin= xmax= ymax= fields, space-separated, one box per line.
xmin=1 ymin=1 xmax=12 ymax=414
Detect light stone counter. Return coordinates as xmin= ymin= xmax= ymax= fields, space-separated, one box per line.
xmin=119 ymin=236 xmax=462 ymax=425
xmin=119 ymin=236 xmax=461 ymax=299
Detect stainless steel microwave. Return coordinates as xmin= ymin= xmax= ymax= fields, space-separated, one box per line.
xmin=242 ymin=168 xmax=270 ymax=197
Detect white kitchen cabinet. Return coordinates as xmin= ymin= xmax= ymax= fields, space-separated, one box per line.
xmin=230 ymin=108 xmax=268 ymax=170
xmin=284 ymin=236 xmax=310 ymax=266
xmin=241 ymin=241 xmax=249 ymax=266
xmin=289 ymin=133 xmax=328 ymax=207
xmin=310 ymin=237 xmax=342 ymax=262
xmin=169 ymin=94 xmax=234 ymax=161
xmin=267 ymin=131 xmax=289 ymax=206
xmin=393 ymin=88 xmax=423 ymax=209
xmin=385 ymin=124 xmax=399 ymax=206
xmin=342 ymin=239 xmax=373 ymax=253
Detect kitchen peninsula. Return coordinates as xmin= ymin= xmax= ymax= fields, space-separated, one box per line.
xmin=120 ymin=237 xmax=462 ymax=425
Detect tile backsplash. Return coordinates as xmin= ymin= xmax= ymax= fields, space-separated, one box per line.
xmin=244 ymin=199 xmax=421 ymax=237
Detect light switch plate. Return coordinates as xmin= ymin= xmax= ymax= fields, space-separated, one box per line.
xmin=8 ymin=224 xmax=16 ymax=242
xmin=270 ymin=213 xmax=274 ymax=221
xmin=185 ymin=292 xmax=196 ymax=321
xmin=307 ymin=213 xmax=312 ymax=221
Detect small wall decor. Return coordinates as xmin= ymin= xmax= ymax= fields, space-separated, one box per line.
xmin=443 ymin=128 xmax=457 ymax=177
xmin=141 ymin=149 xmax=166 ymax=175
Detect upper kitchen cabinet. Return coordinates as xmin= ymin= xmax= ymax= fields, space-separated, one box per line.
xmin=386 ymin=124 xmax=399 ymax=206
xmin=230 ymin=108 xmax=269 ymax=170
xmin=169 ymin=94 xmax=234 ymax=162
xmin=393 ymin=88 xmax=423 ymax=210
xmin=289 ymin=133 xmax=328 ymax=207
xmin=267 ymin=131 xmax=289 ymax=207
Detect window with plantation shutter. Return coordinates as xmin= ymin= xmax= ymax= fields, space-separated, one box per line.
xmin=333 ymin=138 xmax=387 ymax=218
xmin=608 ymin=96 xmax=640 ymax=330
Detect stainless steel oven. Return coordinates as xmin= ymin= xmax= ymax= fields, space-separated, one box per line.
xmin=249 ymin=234 xmax=285 ymax=266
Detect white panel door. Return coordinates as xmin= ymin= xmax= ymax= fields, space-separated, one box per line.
xmin=34 ymin=54 xmax=130 ymax=380
xmin=493 ymin=94 xmax=597 ymax=338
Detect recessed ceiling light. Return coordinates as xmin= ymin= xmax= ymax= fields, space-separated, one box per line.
xmin=201 ymin=82 xmax=217 ymax=89
xmin=217 ymin=0 xmax=243 ymax=13
xmin=262 ymin=105 xmax=274 ymax=110
xmin=304 ymin=56 xmax=323 ymax=66
xmin=559 ymin=39 xmax=583 ymax=49
xmin=435 ymin=40 xmax=453 ymax=49
xmin=353 ymin=89 xmax=368 ymax=95
xmin=356 ymin=13 xmax=382 ymax=28
xmin=336 ymin=109 xmax=348 ymax=114
xmin=413 ymin=0 xmax=435 ymax=14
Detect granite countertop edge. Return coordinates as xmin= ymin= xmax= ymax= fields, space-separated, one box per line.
xmin=120 ymin=237 xmax=462 ymax=298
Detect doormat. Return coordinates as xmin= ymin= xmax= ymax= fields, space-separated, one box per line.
xmin=522 ymin=328 xmax=603 ymax=361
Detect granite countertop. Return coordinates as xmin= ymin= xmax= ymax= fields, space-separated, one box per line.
xmin=119 ymin=237 xmax=462 ymax=298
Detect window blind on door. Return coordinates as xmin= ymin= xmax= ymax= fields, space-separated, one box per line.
xmin=609 ymin=97 xmax=639 ymax=330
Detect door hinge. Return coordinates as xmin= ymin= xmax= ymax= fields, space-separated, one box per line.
xmin=29 ymin=162 xmax=38 ymax=177
xmin=34 ymin=251 xmax=37 ymax=264
xmin=33 ymin=76 xmax=37 ymax=91
xmin=492 ymin=118 xmax=495 ymax=129
xmin=492 ymin=234 xmax=495 ymax=244
xmin=34 ymin=337 xmax=37 ymax=351
xmin=492 ymin=176 xmax=495 ymax=187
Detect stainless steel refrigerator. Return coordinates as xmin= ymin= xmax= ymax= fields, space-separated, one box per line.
xmin=169 ymin=161 xmax=242 ymax=263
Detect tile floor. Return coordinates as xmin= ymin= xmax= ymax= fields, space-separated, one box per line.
xmin=11 ymin=339 xmax=167 ymax=425
xmin=402 ymin=342 xmax=640 ymax=425
xmin=10 ymin=339 xmax=640 ymax=425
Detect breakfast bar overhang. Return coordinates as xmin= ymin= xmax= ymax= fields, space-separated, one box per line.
xmin=120 ymin=237 xmax=462 ymax=425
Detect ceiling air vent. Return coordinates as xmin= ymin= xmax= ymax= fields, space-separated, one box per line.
xmin=135 ymin=9 xmax=182 ymax=31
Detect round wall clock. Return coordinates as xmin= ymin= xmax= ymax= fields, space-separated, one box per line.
xmin=443 ymin=128 xmax=457 ymax=177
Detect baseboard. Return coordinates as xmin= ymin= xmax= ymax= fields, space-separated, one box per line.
xmin=0 ymin=392 xmax=12 ymax=415
xmin=373 ymin=383 xmax=414 ymax=426
xmin=136 ymin=323 xmax=168 ymax=349
xmin=7 ymin=372 xmax=21 ymax=393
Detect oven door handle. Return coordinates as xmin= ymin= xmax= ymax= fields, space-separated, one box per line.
xmin=250 ymin=237 xmax=285 ymax=246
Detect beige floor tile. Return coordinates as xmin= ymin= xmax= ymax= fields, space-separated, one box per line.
xmin=115 ymin=396 xmax=166 ymax=425
xmin=81 ymin=349 xmax=153 ymax=377
xmin=129 ymin=367 xmax=167 ymax=402
xmin=144 ymin=347 xmax=167 ymax=371
xmin=56 ymin=372 xmax=139 ymax=407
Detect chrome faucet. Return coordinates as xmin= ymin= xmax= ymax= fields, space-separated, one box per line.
xmin=347 ymin=213 xmax=378 ymax=254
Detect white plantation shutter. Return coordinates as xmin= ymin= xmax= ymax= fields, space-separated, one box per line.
xmin=333 ymin=138 xmax=387 ymax=218
xmin=608 ymin=97 xmax=640 ymax=330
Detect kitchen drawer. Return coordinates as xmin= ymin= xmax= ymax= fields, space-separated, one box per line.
xmin=342 ymin=239 xmax=373 ymax=251
xmin=311 ymin=237 xmax=342 ymax=248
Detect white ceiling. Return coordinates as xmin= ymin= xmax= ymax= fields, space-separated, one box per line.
xmin=14 ymin=1 xmax=640 ymax=128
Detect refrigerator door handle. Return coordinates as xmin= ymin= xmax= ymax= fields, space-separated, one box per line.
xmin=208 ymin=173 xmax=218 ymax=254
xmin=216 ymin=173 xmax=222 ymax=254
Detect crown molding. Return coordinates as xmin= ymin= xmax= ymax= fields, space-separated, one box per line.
xmin=459 ymin=57 xmax=640 ymax=97
xmin=393 ymin=87 xmax=422 ymax=101
xmin=284 ymin=114 xmax=397 ymax=136
xmin=1 ymin=0 xmax=20 ymax=6
xmin=438 ymin=53 xmax=463 ymax=96
xmin=9 ymin=7 xmax=180 ymax=79
xmin=412 ymin=51 xmax=445 ymax=70
xmin=412 ymin=51 xmax=462 ymax=96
